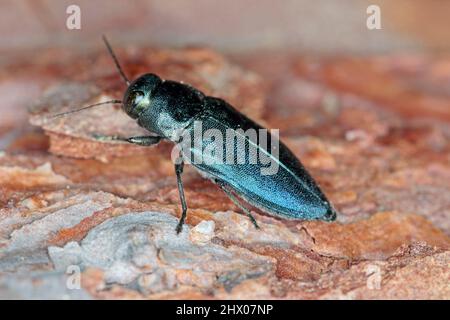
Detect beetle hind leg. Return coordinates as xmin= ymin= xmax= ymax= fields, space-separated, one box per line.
xmin=216 ymin=180 xmax=260 ymax=229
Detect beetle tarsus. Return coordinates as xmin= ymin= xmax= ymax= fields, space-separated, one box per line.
xmin=92 ymin=133 xmax=122 ymax=141
xmin=175 ymin=216 xmax=185 ymax=234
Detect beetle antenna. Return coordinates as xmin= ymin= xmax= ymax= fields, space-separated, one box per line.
xmin=102 ymin=35 xmax=130 ymax=86
xmin=49 ymin=99 xmax=122 ymax=119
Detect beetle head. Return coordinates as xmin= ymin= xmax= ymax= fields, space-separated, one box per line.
xmin=122 ymin=73 xmax=162 ymax=119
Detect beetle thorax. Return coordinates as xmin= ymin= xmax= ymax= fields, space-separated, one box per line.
xmin=137 ymin=80 xmax=206 ymax=141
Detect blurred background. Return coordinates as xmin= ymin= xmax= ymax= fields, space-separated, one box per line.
xmin=2 ymin=0 xmax=450 ymax=144
xmin=1 ymin=0 xmax=450 ymax=56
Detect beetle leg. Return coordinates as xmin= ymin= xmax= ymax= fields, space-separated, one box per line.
xmin=126 ymin=136 xmax=162 ymax=146
xmin=216 ymin=180 xmax=260 ymax=229
xmin=93 ymin=134 xmax=162 ymax=146
xmin=174 ymin=155 xmax=188 ymax=234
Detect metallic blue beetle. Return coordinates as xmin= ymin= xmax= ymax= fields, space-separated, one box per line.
xmin=56 ymin=37 xmax=337 ymax=233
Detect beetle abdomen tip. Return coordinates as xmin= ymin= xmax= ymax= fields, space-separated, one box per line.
xmin=323 ymin=206 xmax=337 ymax=221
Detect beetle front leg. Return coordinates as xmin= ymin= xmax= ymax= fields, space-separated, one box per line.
xmin=216 ymin=180 xmax=260 ymax=229
xmin=93 ymin=134 xmax=162 ymax=146
xmin=174 ymin=155 xmax=188 ymax=234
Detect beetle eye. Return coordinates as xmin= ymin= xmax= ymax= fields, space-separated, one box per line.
xmin=127 ymin=90 xmax=144 ymax=107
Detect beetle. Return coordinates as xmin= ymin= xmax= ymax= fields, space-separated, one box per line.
xmin=52 ymin=36 xmax=337 ymax=234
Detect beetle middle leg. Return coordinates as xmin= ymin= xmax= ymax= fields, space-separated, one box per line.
xmin=174 ymin=154 xmax=188 ymax=234
xmin=93 ymin=134 xmax=162 ymax=146
xmin=216 ymin=180 xmax=260 ymax=229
